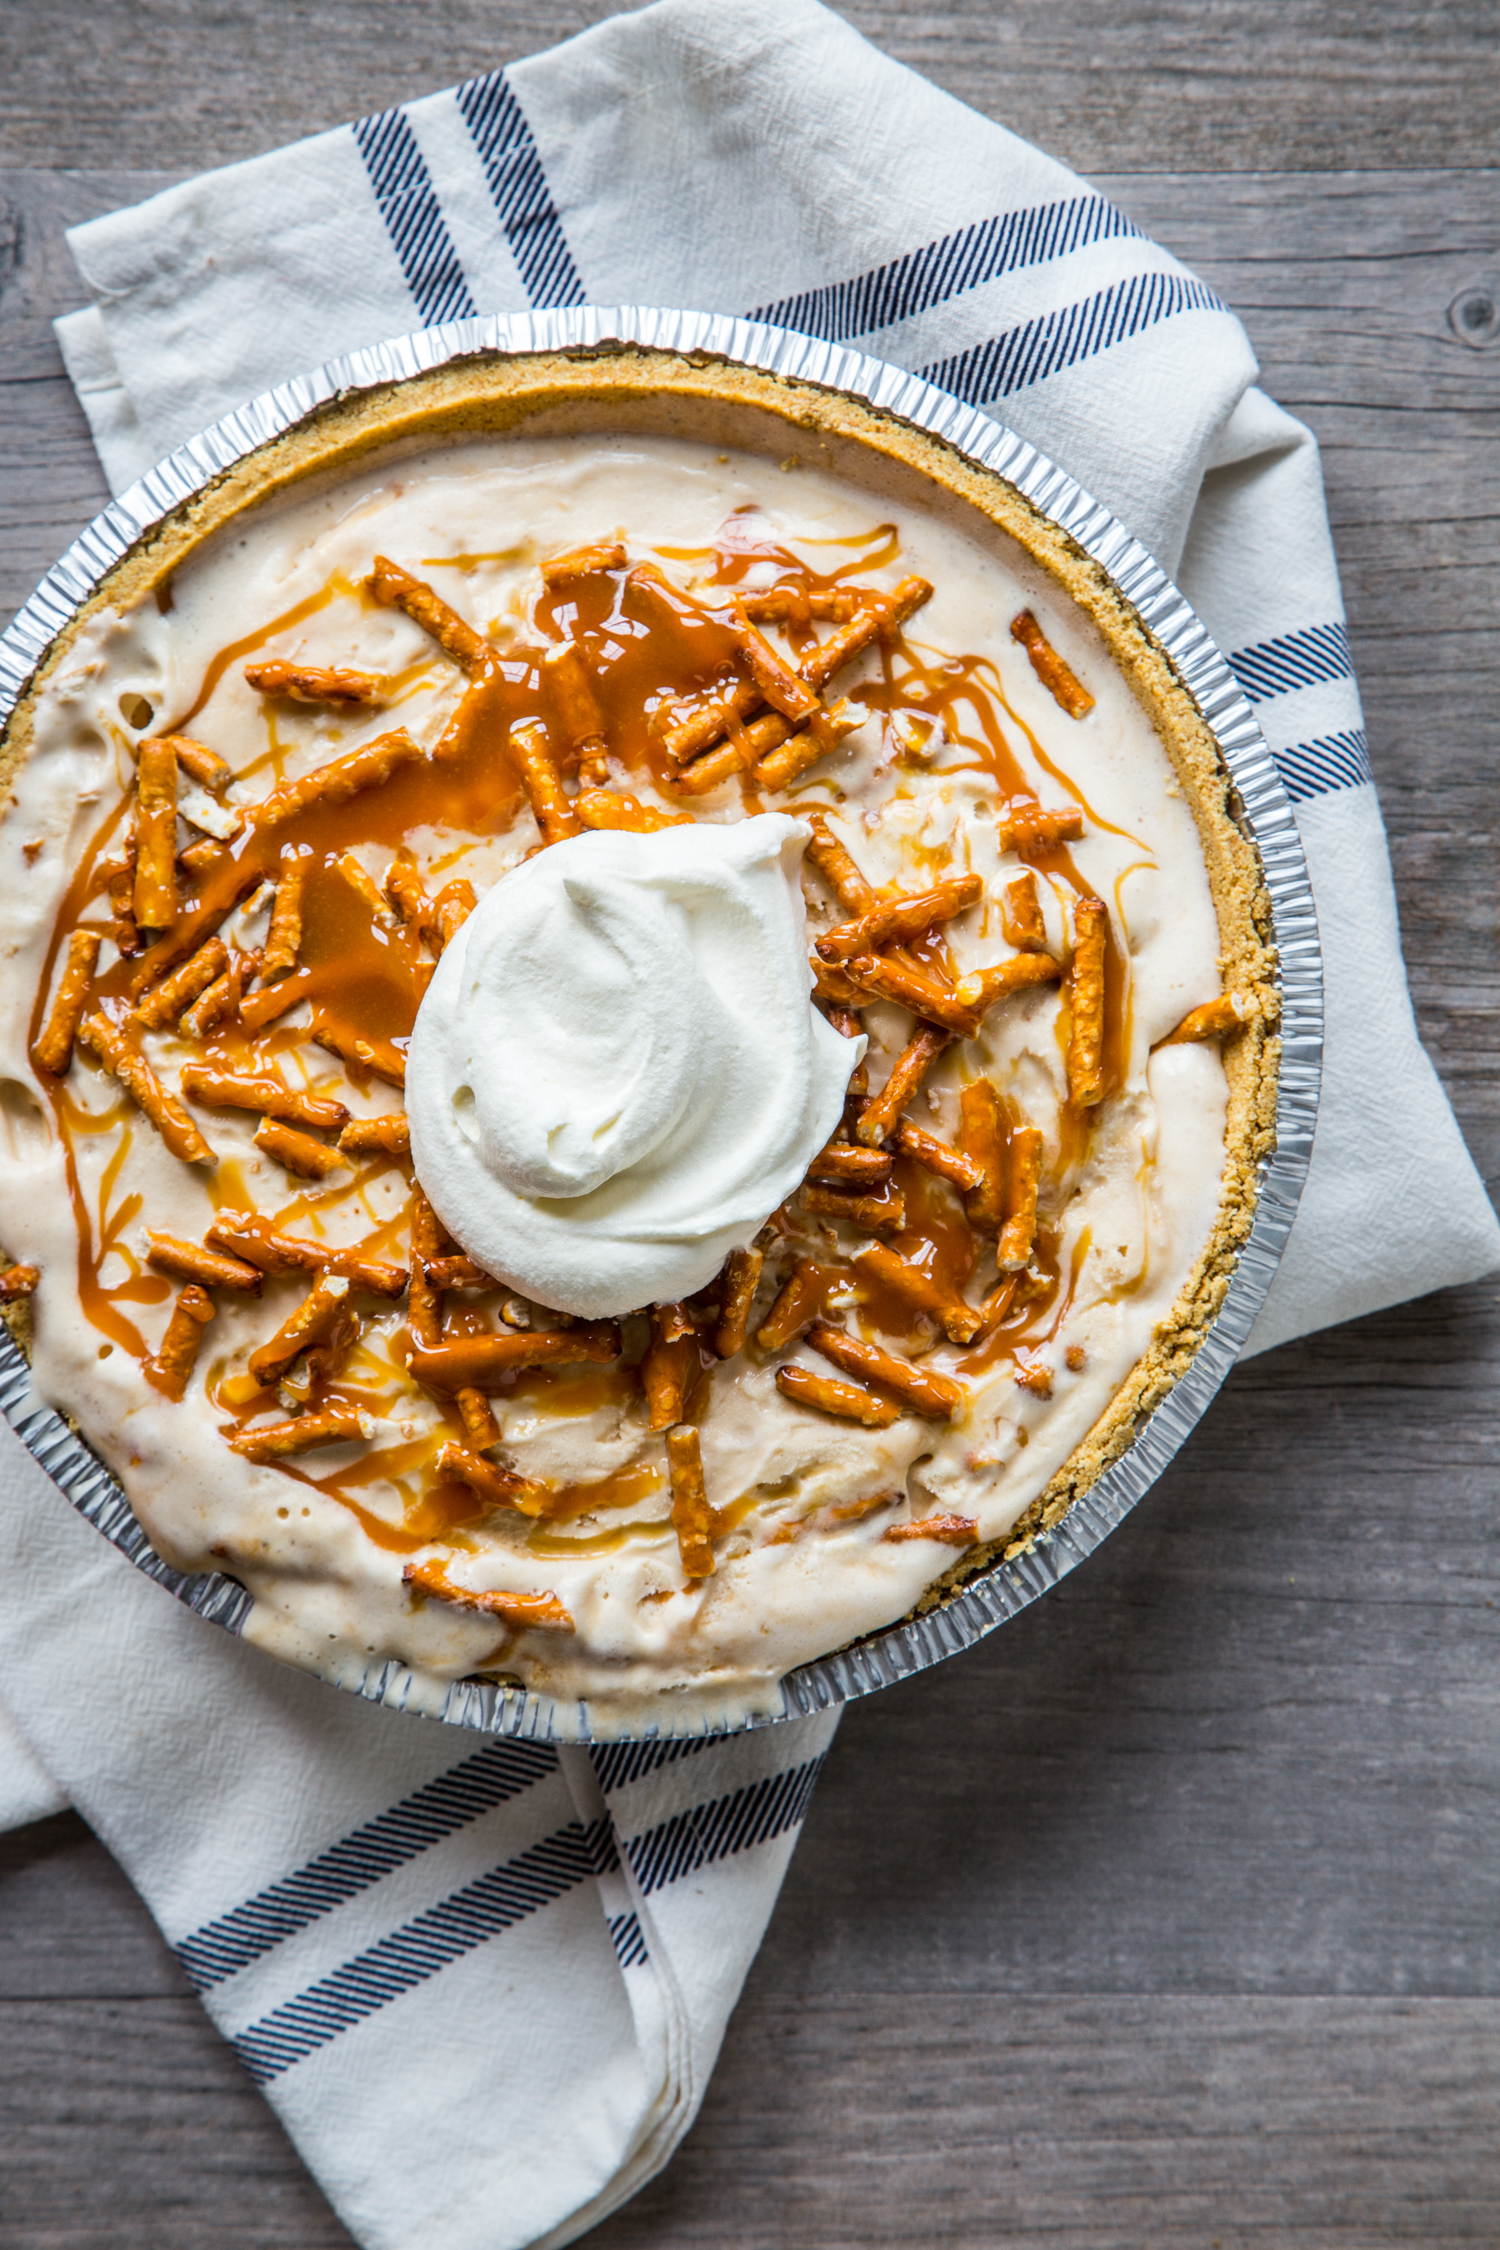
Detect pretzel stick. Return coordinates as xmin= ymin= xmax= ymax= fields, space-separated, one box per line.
xmin=884 ymin=1513 xmax=978 ymax=1546
xmin=32 ymin=930 xmax=102 ymax=1075
xmin=730 ymin=603 xmax=821 ymax=722
xmin=133 ymin=737 xmax=179 ymax=930
xmin=0 ymin=1263 xmax=40 ymax=1301
xmin=804 ymin=813 xmax=877 ymax=914
xmin=423 ymin=1255 xmax=500 ymax=1288
xmin=855 ymin=1243 xmax=981 ymax=1344
xmin=402 ymin=1557 xmax=574 ymax=1632
xmin=661 ymin=677 xmax=763 ymax=765
xmin=669 ymin=712 xmax=790 ymax=797
xmin=369 ymin=556 xmax=491 ymax=675
xmin=434 ymin=880 xmax=477 ymax=949
xmin=384 ymin=857 xmax=437 ymax=945
xmin=753 ymin=697 xmax=865 ymax=792
xmin=1157 ymin=992 xmax=1254 ymax=1047
xmin=255 ymin=729 xmax=422 ymax=828
xmin=541 ymin=540 xmax=626 ymax=586
xmin=435 ymin=1441 xmax=546 ymax=1516
xmin=146 ymin=1234 xmax=262 ymax=1293
xmin=312 ymin=1023 xmax=407 ymax=1087
xmin=151 ymin=734 xmax=233 ymax=796
xmin=775 ymin=1364 xmax=900 ymax=1428
xmin=741 ymin=586 xmax=864 ymax=625
xmin=244 ymin=661 xmax=387 ymax=707
xmin=808 ymin=1141 xmax=892 ymax=1186
xmin=807 ymin=1322 xmax=963 ymax=1420
xmin=958 ymin=1077 xmax=1006 ymax=1233
xmin=1001 ymin=872 xmax=1048 ymax=952
xmin=337 ymin=1113 xmax=411 ymax=1157
xmin=575 ymin=790 xmax=692 ymax=833
xmin=132 ymin=937 xmax=229 ymax=1032
xmin=1068 ymin=898 xmax=1109 ymax=1107
xmin=335 ymin=852 xmax=397 ymax=924
xmin=405 ymin=1188 xmax=446 ymax=1348
xmin=824 ymin=1006 xmax=866 ymax=1042
xmin=803 ymin=1183 xmax=907 ymax=1233
xmin=855 ymin=1025 xmax=950 ymax=1145
xmin=893 ymin=1121 xmax=981 ymax=1194
xmin=997 ymin=1126 xmax=1044 ymax=1270
xmin=997 ymin=805 xmax=1084 ymax=854
xmin=456 ymin=1388 xmax=500 ymax=1449
xmin=407 ymin=1326 xmax=620 ymax=1393
xmin=543 ymin=642 xmax=609 ymax=786
xmin=206 ymin=1212 xmax=407 ymax=1296
xmin=799 ymin=576 xmax=934 ymax=690
xmin=644 ymin=1305 xmax=697 ymax=1431
xmin=952 ymin=952 xmax=1062 ymax=1019
xmin=261 ymin=864 xmax=305 ymax=980
xmin=180 ymin=1066 xmax=348 ymax=1135
xmin=666 ymin=1423 xmax=715 ymax=1579
xmin=248 ymin=1275 xmax=354 ymax=1384
xmin=178 ymin=839 xmax=228 ymax=879
xmin=842 ymin=953 xmax=978 ymax=1036
xmin=818 ymin=875 xmax=981 ymax=964
xmin=238 ymin=972 xmax=315 ymax=1032
xmin=142 ymin=1283 xmax=214 ymax=1400
xmin=511 ymin=720 xmax=582 ymax=845
xmin=810 ymin=956 xmax=866 ymax=1008
xmin=229 ymin=1408 xmax=369 ymax=1459
xmin=1010 ymin=609 xmax=1095 ymax=719
xmin=77 ymin=1015 xmax=215 ymax=1166
xmin=712 ymin=1248 xmax=763 ymax=1358
xmin=254 ymin=1118 xmax=347 ymax=1179
xmin=752 ymin=1262 xmax=817 ymax=1350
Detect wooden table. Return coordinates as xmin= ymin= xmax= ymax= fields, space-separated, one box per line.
xmin=2 ymin=4 xmax=1497 ymax=2241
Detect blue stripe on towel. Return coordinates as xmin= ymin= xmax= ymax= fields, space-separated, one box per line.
xmin=624 ymin=1757 xmax=826 ymax=1896
xmin=751 ymin=193 xmax=1143 ymax=344
xmin=457 ymin=69 xmax=586 ymax=308
xmin=590 ymin=1736 xmax=721 ymax=1795
xmin=1228 ymin=622 xmax=1353 ymax=704
xmin=1274 ymin=727 xmax=1373 ymax=803
xmin=353 ymin=108 xmax=477 ymax=325
xmin=919 ymin=270 xmax=1223 ymax=405
xmin=178 ymin=1741 xmax=557 ymax=1991
xmin=233 ymin=1816 xmax=617 ymax=2083
xmin=608 ymin=1910 xmax=651 ymax=1969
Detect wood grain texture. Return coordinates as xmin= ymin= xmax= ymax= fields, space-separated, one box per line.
xmin=2 ymin=2 xmax=1500 ymax=2242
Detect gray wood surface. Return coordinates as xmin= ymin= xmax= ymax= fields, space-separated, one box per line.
xmin=2 ymin=4 xmax=1499 ymax=2242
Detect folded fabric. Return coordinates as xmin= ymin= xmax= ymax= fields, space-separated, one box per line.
xmin=1 ymin=3 xmax=1494 ymax=2247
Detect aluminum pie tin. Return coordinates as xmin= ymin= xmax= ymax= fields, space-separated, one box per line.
xmin=0 ymin=305 xmax=1322 ymax=1742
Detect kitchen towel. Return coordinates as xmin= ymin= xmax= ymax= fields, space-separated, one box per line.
xmin=2 ymin=4 xmax=1496 ymax=2249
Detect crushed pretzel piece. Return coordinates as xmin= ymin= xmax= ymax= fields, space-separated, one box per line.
xmin=254 ymin=1117 xmax=347 ymax=1179
xmin=958 ymin=1078 xmax=1006 ymax=1233
xmin=0 ymin=1263 xmax=39 ymax=1301
xmin=757 ymin=1261 xmax=822 ymax=1351
xmin=856 ymin=1025 xmax=950 ymax=1146
xmin=543 ymin=641 xmax=610 ymax=786
xmin=511 ymin=720 xmax=582 ymax=845
xmin=248 ymin=1274 xmax=354 ymax=1384
xmin=1011 ymin=609 xmax=1095 ymax=719
xmin=456 ymin=1387 xmax=501 ymax=1449
xmin=146 ymin=1234 xmax=262 ymax=1294
xmin=952 ymin=951 xmax=1062 ymax=1019
xmin=406 ymin=1325 xmax=620 ymax=1394
xmin=312 ymin=1023 xmax=407 ymax=1087
xmin=1157 ymin=992 xmax=1254 ymax=1047
xmin=424 ymin=1255 xmax=499 ymax=1289
xmin=370 ymin=556 xmax=491 ymax=674
xmin=997 ymin=804 xmax=1085 ymax=854
xmin=244 ymin=661 xmax=387 ymax=707
xmin=178 ymin=839 xmax=227 ymax=878
xmin=799 ymin=575 xmax=933 ymax=690
xmin=807 ymin=1321 xmax=962 ymax=1420
xmin=32 ymin=930 xmax=102 ymax=1076
xmin=818 ymin=874 xmax=982 ymax=963
xmin=997 ymin=1126 xmax=1043 ymax=1270
xmin=384 ymin=855 xmax=437 ymax=945
xmin=808 ymin=1141 xmax=892 ymax=1187
xmin=842 ymin=953 xmax=979 ymax=1036
xmin=229 ymin=1408 xmax=367 ymax=1459
xmin=180 ymin=1065 xmax=348 ymax=1136
xmin=810 ymin=956 xmax=866 ymax=1009
xmin=805 ymin=812 xmax=877 ymax=914
xmin=338 ymin=1113 xmax=411 ymax=1157
xmin=1001 ymin=872 xmax=1048 ymax=952
xmin=142 ymin=1283 xmax=215 ymax=1400
xmin=335 ymin=851 xmax=397 ymax=923
xmin=1066 ymin=1344 xmax=1087 ymax=1372
xmin=434 ymin=880 xmax=477 ymax=949
xmin=436 ymin=1441 xmax=546 ymax=1516
xmin=541 ymin=540 xmax=626 ymax=586
xmin=132 ymin=937 xmax=229 ymax=1032
xmin=151 ymin=734 xmax=233 ymax=797
xmin=855 ymin=1243 xmax=981 ymax=1344
xmin=713 ymin=1247 xmax=763 ymax=1358
xmin=402 ymin=1557 xmax=574 ymax=1632
xmin=1014 ymin=1357 xmax=1054 ymax=1397
xmin=1068 ymin=897 xmax=1109 ymax=1107
xmin=133 ymin=737 xmax=179 ymax=930
xmin=893 ymin=1120 xmax=981 ymax=1194
xmin=884 ymin=1513 xmax=978 ymax=1546
xmin=666 ymin=1422 xmax=715 ymax=1579
xmin=575 ymin=789 xmax=692 ymax=833
xmin=804 ymin=1182 xmax=907 ymax=1234
xmin=259 ymin=864 xmax=305 ymax=981
xmin=206 ymin=1212 xmax=407 ymax=1296
xmin=255 ymin=729 xmax=423 ymax=827
xmin=78 ymin=1014 xmax=215 ymax=1167
xmin=776 ymin=1364 xmax=900 ymax=1428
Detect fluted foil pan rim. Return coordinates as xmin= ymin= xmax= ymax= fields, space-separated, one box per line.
xmin=0 ymin=305 xmax=1323 ymax=1742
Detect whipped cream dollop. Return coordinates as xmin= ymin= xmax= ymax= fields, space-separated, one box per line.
xmin=407 ymin=814 xmax=864 ymax=1317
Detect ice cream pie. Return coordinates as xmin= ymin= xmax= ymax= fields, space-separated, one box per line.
xmin=0 ymin=348 xmax=1277 ymax=1727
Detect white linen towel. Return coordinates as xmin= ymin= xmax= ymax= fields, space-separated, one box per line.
xmin=3 ymin=3 xmax=1497 ymax=2246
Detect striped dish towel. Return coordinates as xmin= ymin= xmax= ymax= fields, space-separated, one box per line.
xmin=1 ymin=1 xmax=1495 ymax=2245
